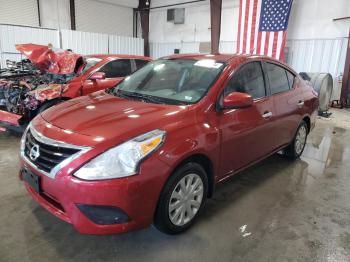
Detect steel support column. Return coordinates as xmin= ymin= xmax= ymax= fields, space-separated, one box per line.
xmin=210 ymin=0 xmax=222 ymax=54
xmin=138 ymin=0 xmax=151 ymax=56
xmin=340 ymin=29 xmax=350 ymax=107
xmin=69 ymin=0 xmax=76 ymax=30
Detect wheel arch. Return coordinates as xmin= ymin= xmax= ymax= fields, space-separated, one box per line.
xmin=168 ymin=153 xmax=215 ymax=198
xmin=302 ymin=115 xmax=311 ymax=133
xmin=38 ymin=97 xmax=71 ymax=113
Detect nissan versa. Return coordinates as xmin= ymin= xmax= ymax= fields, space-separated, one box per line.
xmin=19 ymin=54 xmax=318 ymax=235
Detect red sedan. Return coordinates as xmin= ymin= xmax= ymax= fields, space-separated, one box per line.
xmin=0 ymin=51 xmax=151 ymax=130
xmin=51 ymin=54 xmax=152 ymax=100
xmin=19 ymin=54 xmax=318 ymax=235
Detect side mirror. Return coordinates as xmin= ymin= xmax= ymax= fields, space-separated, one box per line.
xmin=222 ymin=92 xmax=253 ymax=109
xmin=90 ymin=72 xmax=106 ymax=80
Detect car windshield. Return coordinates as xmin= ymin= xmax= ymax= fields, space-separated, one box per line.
xmin=80 ymin=57 xmax=102 ymax=75
xmin=110 ymin=59 xmax=225 ymax=105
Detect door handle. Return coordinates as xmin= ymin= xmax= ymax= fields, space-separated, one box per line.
xmin=262 ymin=111 xmax=272 ymax=119
xmin=297 ymin=100 xmax=304 ymax=107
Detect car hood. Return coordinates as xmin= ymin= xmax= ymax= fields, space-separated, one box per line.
xmin=16 ymin=44 xmax=82 ymax=74
xmin=40 ymin=91 xmax=191 ymax=143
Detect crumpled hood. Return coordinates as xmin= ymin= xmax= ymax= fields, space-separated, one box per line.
xmin=40 ymin=92 xmax=191 ymax=142
xmin=28 ymin=84 xmax=65 ymax=101
xmin=16 ymin=44 xmax=82 ymax=74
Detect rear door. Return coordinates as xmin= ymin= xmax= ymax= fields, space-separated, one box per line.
xmin=263 ymin=62 xmax=304 ymax=147
xmin=219 ymin=61 xmax=277 ymax=175
xmin=82 ymin=59 xmax=132 ymax=95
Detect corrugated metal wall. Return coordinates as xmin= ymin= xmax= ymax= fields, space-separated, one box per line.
xmin=0 ymin=24 xmax=144 ymax=68
xmin=150 ymin=38 xmax=348 ymax=77
xmin=75 ymin=0 xmax=133 ymax=36
xmin=0 ymin=0 xmax=39 ymax=27
xmin=150 ymin=42 xmax=200 ymax=58
xmin=61 ymin=30 xmax=109 ymax=55
xmin=219 ymin=41 xmax=237 ymax=53
xmin=1 ymin=23 xmax=347 ymax=78
xmin=286 ymin=38 xmax=348 ymax=78
xmin=109 ymin=35 xmax=144 ymax=56
xmin=0 ymin=24 xmax=59 ymax=67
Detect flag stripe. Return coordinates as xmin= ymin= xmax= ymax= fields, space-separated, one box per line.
xmin=242 ymin=0 xmax=250 ymax=53
xmin=259 ymin=31 xmax=265 ymax=55
xmin=246 ymin=0 xmax=255 ymax=53
xmin=275 ymin=31 xmax=283 ymax=60
xmin=279 ymin=31 xmax=287 ymax=61
xmin=253 ymin=0 xmax=262 ymax=54
xmin=249 ymin=0 xmax=258 ymax=54
xmin=267 ymin=31 xmax=274 ymax=57
xmin=239 ymin=0 xmax=246 ymax=53
xmin=264 ymin=31 xmax=270 ymax=56
xmin=237 ymin=0 xmax=243 ymax=53
xmin=256 ymin=31 xmax=262 ymax=55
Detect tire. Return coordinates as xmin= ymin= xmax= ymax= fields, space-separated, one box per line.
xmin=38 ymin=100 xmax=62 ymax=114
xmin=284 ymin=121 xmax=308 ymax=159
xmin=154 ymin=162 xmax=208 ymax=234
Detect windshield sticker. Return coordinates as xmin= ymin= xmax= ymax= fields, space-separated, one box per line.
xmin=194 ymin=59 xmax=223 ymax=69
xmin=184 ymin=96 xmax=192 ymax=101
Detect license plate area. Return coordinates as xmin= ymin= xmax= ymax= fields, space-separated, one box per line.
xmin=22 ymin=168 xmax=41 ymax=193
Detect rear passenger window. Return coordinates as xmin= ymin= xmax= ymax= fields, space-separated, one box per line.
xmin=286 ymin=70 xmax=295 ymax=89
xmin=266 ymin=63 xmax=290 ymax=94
xmin=224 ymin=62 xmax=266 ymax=99
xmin=99 ymin=59 xmax=131 ymax=78
xmin=135 ymin=59 xmax=149 ymax=70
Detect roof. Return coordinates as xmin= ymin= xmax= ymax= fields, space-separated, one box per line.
xmin=84 ymin=54 xmax=152 ymax=60
xmin=162 ymin=53 xmax=295 ymax=73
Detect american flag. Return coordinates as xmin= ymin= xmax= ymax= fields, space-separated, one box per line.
xmin=236 ymin=0 xmax=293 ymax=60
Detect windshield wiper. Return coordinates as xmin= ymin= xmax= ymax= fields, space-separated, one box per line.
xmin=115 ymin=90 xmax=165 ymax=104
xmin=113 ymin=89 xmax=131 ymax=100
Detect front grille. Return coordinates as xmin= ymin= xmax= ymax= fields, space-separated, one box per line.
xmin=24 ymin=129 xmax=80 ymax=173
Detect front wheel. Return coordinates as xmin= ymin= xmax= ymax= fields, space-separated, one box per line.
xmin=154 ymin=162 xmax=208 ymax=234
xmin=284 ymin=121 xmax=308 ymax=159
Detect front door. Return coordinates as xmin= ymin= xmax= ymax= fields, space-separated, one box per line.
xmin=82 ymin=59 xmax=132 ymax=95
xmin=219 ymin=61 xmax=277 ymax=176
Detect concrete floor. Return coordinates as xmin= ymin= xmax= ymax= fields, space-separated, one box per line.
xmin=1 ymin=108 xmax=350 ymax=262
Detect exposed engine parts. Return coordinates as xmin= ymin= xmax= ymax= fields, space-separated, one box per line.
xmin=0 ymin=44 xmax=82 ymax=125
xmin=0 ymin=61 xmax=73 ymax=118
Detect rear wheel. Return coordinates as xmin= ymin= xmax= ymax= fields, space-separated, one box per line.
xmin=154 ymin=162 xmax=208 ymax=234
xmin=284 ymin=121 xmax=308 ymax=159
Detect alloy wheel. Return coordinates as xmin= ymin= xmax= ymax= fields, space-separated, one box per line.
xmin=295 ymin=125 xmax=307 ymax=155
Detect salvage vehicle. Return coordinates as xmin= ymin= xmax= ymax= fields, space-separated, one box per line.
xmin=19 ymin=54 xmax=318 ymax=235
xmin=0 ymin=44 xmax=151 ymax=132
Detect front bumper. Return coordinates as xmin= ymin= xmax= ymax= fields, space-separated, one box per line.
xmin=20 ymin=155 xmax=171 ymax=235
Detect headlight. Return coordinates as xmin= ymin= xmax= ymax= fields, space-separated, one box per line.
xmin=74 ymin=129 xmax=166 ymax=180
xmin=20 ymin=125 xmax=30 ymax=153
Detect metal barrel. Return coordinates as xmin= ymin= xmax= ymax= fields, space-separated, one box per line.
xmin=300 ymin=72 xmax=333 ymax=112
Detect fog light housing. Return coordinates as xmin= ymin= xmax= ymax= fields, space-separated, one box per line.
xmin=76 ymin=204 xmax=130 ymax=225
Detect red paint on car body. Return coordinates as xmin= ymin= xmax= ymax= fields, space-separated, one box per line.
xmin=19 ymin=54 xmax=318 ymax=234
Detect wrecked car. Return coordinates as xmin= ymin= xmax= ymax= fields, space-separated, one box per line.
xmin=0 ymin=44 xmax=151 ymax=131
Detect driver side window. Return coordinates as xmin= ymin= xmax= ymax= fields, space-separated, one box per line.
xmin=224 ymin=62 xmax=266 ymax=99
xmin=99 ymin=59 xmax=132 ymax=78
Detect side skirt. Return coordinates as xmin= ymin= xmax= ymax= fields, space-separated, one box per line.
xmin=217 ymin=143 xmax=290 ymax=183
